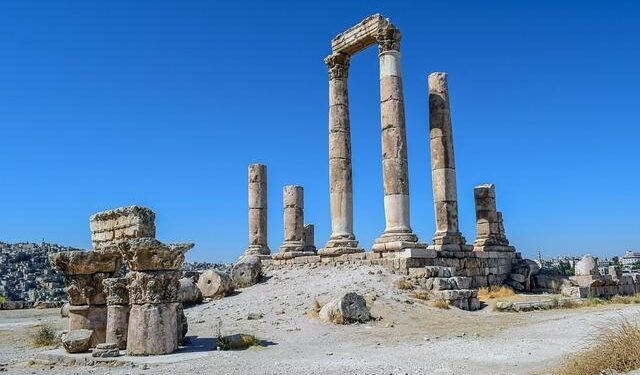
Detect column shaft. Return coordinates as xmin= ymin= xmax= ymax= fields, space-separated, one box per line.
xmin=373 ymin=28 xmax=424 ymax=252
xmin=246 ymin=164 xmax=270 ymax=257
xmin=275 ymin=186 xmax=312 ymax=259
xmin=320 ymin=53 xmax=362 ymax=256
xmin=428 ymin=72 xmax=467 ymax=249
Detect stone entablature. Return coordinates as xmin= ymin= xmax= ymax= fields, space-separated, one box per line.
xmin=90 ymin=206 xmax=156 ymax=250
xmin=331 ymin=14 xmax=391 ymax=55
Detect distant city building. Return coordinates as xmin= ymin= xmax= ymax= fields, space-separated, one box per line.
xmin=621 ymin=251 xmax=640 ymax=268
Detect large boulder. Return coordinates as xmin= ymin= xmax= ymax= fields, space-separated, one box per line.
xmin=575 ymin=255 xmax=599 ymax=276
xmin=178 ymin=277 xmax=203 ymax=305
xmin=231 ymin=256 xmax=262 ymax=288
xmin=196 ymin=270 xmax=234 ymax=299
xmin=62 ymin=329 xmax=93 ymax=353
xmin=319 ymin=292 xmax=371 ymax=325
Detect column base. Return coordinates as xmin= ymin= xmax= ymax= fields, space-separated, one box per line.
xmin=372 ymin=231 xmax=427 ymax=253
xmin=428 ymin=244 xmax=474 ymax=252
xmin=318 ymin=236 xmax=363 ymax=257
xmin=431 ymin=231 xmax=468 ymax=246
xmin=244 ymin=245 xmax=271 ymax=259
xmin=273 ymin=242 xmax=315 ymax=259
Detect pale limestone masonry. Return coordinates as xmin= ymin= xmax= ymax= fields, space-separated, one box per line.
xmin=103 ymin=277 xmax=129 ymax=350
xmin=274 ymin=186 xmax=315 ymax=260
xmin=49 ymin=250 xmax=121 ymax=348
xmin=303 ymin=224 xmax=316 ymax=253
xmin=322 ymin=14 xmax=423 ymax=256
xmin=90 ymin=206 xmax=155 ymax=250
xmin=245 ymin=164 xmax=271 ymax=258
xmin=427 ymin=73 xmax=470 ymax=252
xmin=119 ymin=238 xmax=193 ymax=356
xmin=473 ymin=184 xmax=515 ymax=252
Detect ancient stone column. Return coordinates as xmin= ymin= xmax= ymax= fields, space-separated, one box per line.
xmin=473 ymin=184 xmax=514 ymax=251
xmin=103 ymin=278 xmax=129 ymax=350
xmin=119 ymin=238 xmax=193 ymax=355
xmin=428 ymin=72 xmax=469 ymax=251
xmin=303 ymin=224 xmax=316 ymax=253
xmin=274 ymin=186 xmax=315 ymax=259
xmin=372 ymin=26 xmax=425 ymax=253
xmin=245 ymin=164 xmax=271 ymax=258
xmin=49 ymin=250 xmax=121 ymax=348
xmin=320 ymin=53 xmax=363 ymax=256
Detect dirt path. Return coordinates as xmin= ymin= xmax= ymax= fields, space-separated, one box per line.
xmin=2 ymin=265 xmax=639 ymax=374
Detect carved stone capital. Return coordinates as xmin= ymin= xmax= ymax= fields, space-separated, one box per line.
xmin=126 ymin=271 xmax=180 ymax=304
xmin=103 ymin=277 xmax=129 ymax=305
xmin=65 ymin=273 xmax=110 ymax=305
xmin=325 ymin=53 xmax=350 ymax=80
xmin=377 ymin=26 xmax=401 ymax=53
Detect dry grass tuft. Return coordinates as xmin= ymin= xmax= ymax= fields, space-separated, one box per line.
xmin=478 ymin=285 xmax=515 ymax=300
xmin=30 ymin=324 xmax=58 ymax=347
xmin=395 ymin=278 xmax=414 ymax=290
xmin=409 ymin=290 xmax=430 ymax=301
xmin=556 ymin=318 xmax=640 ymax=375
xmin=433 ymin=299 xmax=450 ymax=309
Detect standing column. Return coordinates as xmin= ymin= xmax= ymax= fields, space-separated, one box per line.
xmin=473 ymin=184 xmax=514 ymax=251
xmin=275 ymin=186 xmax=314 ymax=259
xmin=320 ymin=53 xmax=363 ymax=256
xmin=428 ymin=73 xmax=469 ymax=251
xmin=245 ymin=164 xmax=271 ymax=258
xmin=373 ymin=26 xmax=425 ymax=253
xmin=103 ymin=277 xmax=129 ymax=350
xmin=303 ymin=224 xmax=316 ymax=253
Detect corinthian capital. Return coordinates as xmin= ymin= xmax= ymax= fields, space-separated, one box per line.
xmin=377 ymin=26 xmax=401 ymax=53
xmin=325 ymin=53 xmax=350 ymax=80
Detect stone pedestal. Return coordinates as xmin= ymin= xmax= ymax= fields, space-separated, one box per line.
xmin=103 ymin=278 xmax=129 ymax=350
xmin=427 ymin=73 xmax=471 ymax=252
xmin=49 ymin=250 xmax=121 ymax=348
xmin=320 ymin=53 xmax=364 ymax=257
xmin=274 ymin=186 xmax=315 ymax=259
xmin=373 ymin=26 xmax=425 ymax=253
xmin=473 ymin=184 xmax=514 ymax=252
xmin=245 ymin=164 xmax=271 ymax=258
xmin=118 ymin=238 xmax=193 ymax=356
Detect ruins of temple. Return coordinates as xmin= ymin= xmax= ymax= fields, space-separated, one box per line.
xmin=50 ymin=206 xmax=193 ymax=355
xmin=249 ymin=15 xmax=529 ymax=308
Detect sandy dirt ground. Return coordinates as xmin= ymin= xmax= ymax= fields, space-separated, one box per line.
xmin=2 ymin=264 xmax=640 ymax=375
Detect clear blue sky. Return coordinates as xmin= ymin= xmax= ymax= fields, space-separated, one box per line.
xmin=1 ymin=1 xmax=638 ymax=262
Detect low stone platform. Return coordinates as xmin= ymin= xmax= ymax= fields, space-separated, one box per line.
xmin=261 ymin=249 xmax=523 ymax=289
xmin=33 ymin=338 xmax=216 ymax=367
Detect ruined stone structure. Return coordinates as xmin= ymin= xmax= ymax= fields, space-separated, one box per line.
xmin=274 ymin=186 xmax=315 ymax=259
xmin=119 ymin=238 xmax=193 ymax=355
xmin=320 ymin=14 xmax=425 ymax=256
xmin=49 ymin=250 xmax=121 ymax=347
xmin=427 ymin=72 xmax=470 ymax=252
xmin=303 ymin=224 xmax=316 ymax=253
xmin=90 ymin=206 xmax=155 ymax=250
xmin=473 ymin=184 xmax=515 ymax=252
xmin=244 ymin=164 xmax=271 ymax=258
xmin=103 ymin=277 xmax=129 ymax=350
xmin=261 ymin=15 xmax=530 ymax=302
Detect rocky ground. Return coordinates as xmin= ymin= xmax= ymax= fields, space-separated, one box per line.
xmin=2 ymin=264 xmax=640 ymax=374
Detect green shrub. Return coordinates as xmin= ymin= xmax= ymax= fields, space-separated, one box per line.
xmin=30 ymin=324 xmax=58 ymax=347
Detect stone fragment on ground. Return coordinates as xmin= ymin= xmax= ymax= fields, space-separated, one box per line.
xmin=91 ymin=342 xmax=120 ymax=357
xmin=179 ymin=277 xmax=203 ymax=305
xmin=319 ymin=292 xmax=371 ymax=324
xmin=197 ymin=270 xmax=234 ymax=299
xmin=62 ymin=329 xmax=93 ymax=353
xmin=232 ymin=255 xmax=262 ymax=288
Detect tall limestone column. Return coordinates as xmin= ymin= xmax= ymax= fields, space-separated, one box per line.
xmin=427 ymin=72 xmax=470 ymax=251
xmin=320 ymin=53 xmax=363 ymax=256
xmin=244 ymin=164 xmax=271 ymax=258
xmin=103 ymin=277 xmax=130 ymax=350
xmin=372 ymin=26 xmax=425 ymax=253
xmin=274 ymin=186 xmax=314 ymax=259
